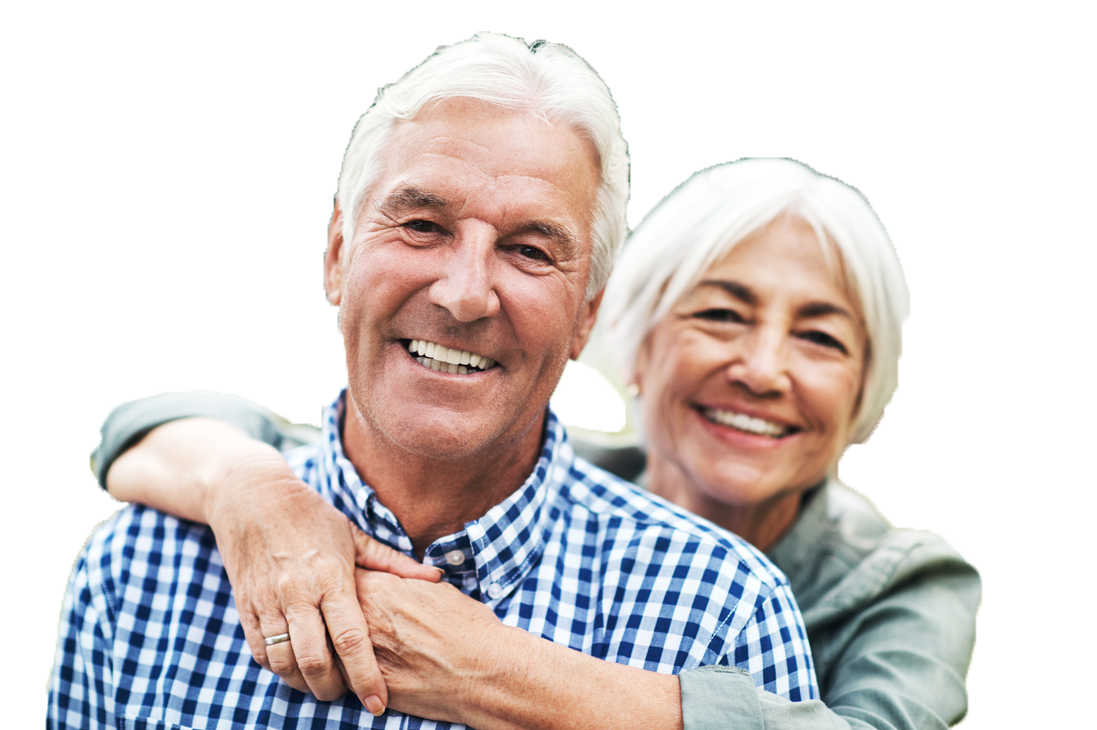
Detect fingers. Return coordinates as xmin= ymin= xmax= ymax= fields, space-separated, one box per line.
xmin=237 ymin=601 xmax=273 ymax=672
xmin=281 ymin=600 xmax=347 ymax=702
xmin=320 ymin=589 xmax=388 ymax=716
xmin=253 ymin=608 xmax=310 ymax=694
xmin=353 ymin=529 xmax=443 ymax=582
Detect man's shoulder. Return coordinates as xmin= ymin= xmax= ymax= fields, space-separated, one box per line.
xmin=79 ymin=504 xmax=221 ymax=592
xmin=559 ymin=455 xmax=790 ymax=592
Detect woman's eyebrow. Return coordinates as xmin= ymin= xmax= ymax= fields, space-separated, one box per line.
xmin=798 ymin=301 xmax=855 ymax=321
xmin=696 ymin=281 xmax=855 ymax=321
xmin=697 ymin=279 xmax=756 ymax=305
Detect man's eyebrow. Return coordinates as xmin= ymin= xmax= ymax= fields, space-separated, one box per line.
xmin=520 ymin=221 xmax=579 ymax=259
xmin=377 ymin=186 xmax=448 ymax=216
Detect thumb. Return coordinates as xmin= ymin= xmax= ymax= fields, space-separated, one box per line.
xmin=352 ymin=527 xmax=443 ymax=582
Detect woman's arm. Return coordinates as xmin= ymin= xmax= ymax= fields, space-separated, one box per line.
xmin=98 ymin=395 xmax=442 ymax=716
xmin=355 ymin=570 xmax=684 ymax=730
xmin=351 ymin=544 xmax=978 ymax=730
xmin=93 ymin=391 xmax=299 ymax=489
xmin=676 ymin=534 xmax=981 ymax=730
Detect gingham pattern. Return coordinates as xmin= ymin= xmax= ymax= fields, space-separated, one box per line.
xmin=49 ymin=393 xmax=816 ymax=729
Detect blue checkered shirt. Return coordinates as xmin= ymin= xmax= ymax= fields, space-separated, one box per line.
xmin=49 ymin=393 xmax=816 ymax=729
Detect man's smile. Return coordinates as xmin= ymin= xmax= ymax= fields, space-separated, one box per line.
xmin=405 ymin=339 xmax=497 ymax=374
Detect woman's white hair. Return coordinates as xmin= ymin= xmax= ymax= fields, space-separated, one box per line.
xmin=601 ymin=158 xmax=910 ymax=445
xmin=335 ymin=33 xmax=630 ymax=300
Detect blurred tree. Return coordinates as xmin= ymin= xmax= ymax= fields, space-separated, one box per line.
xmin=47 ymin=32 xmax=982 ymax=351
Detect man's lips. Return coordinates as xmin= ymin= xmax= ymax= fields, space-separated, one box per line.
xmin=695 ymin=405 xmax=799 ymax=439
xmin=405 ymin=339 xmax=496 ymax=374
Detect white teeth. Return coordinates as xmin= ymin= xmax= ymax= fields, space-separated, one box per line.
xmin=406 ymin=340 xmax=495 ymax=374
xmin=701 ymin=407 xmax=789 ymax=438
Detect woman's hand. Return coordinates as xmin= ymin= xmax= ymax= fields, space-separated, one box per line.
xmin=203 ymin=449 xmax=442 ymax=714
xmin=107 ymin=417 xmax=441 ymax=715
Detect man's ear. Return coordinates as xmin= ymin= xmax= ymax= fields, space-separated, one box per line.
xmin=324 ymin=203 xmax=346 ymax=306
xmin=569 ymin=288 xmax=605 ymax=360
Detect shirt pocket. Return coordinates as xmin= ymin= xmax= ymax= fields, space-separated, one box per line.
xmin=117 ymin=719 xmax=196 ymax=730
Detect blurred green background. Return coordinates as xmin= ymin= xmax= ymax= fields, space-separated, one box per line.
xmin=44 ymin=32 xmax=987 ymax=728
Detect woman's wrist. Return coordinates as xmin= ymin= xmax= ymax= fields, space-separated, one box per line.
xmin=454 ymin=625 xmax=682 ymax=730
xmin=201 ymin=436 xmax=303 ymax=529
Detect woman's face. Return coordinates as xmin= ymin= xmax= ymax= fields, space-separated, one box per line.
xmin=636 ymin=217 xmax=867 ymax=524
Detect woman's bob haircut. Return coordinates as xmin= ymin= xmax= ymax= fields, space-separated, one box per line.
xmin=334 ymin=32 xmax=630 ymax=300
xmin=601 ymin=158 xmax=910 ymax=445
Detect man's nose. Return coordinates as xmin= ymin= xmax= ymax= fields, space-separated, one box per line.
xmin=426 ymin=226 xmax=501 ymax=322
xmin=725 ymin=327 xmax=791 ymax=396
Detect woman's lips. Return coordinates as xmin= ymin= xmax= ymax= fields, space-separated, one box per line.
xmin=696 ymin=405 xmax=797 ymax=438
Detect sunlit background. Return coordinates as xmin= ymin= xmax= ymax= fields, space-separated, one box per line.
xmin=3 ymin=2 xmax=1093 ymax=726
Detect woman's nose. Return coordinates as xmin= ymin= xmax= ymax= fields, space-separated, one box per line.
xmin=725 ymin=328 xmax=790 ymax=396
xmin=427 ymin=226 xmax=501 ymax=322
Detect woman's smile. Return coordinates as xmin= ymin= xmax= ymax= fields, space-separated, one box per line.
xmin=638 ymin=215 xmax=867 ymax=543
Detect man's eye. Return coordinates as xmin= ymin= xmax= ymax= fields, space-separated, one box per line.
xmin=405 ymin=220 xmax=441 ymax=233
xmin=517 ymin=245 xmax=550 ymax=262
xmin=798 ymin=330 xmax=848 ymax=354
xmin=694 ymin=308 xmax=745 ymax=323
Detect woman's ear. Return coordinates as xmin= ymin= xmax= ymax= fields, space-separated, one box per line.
xmin=631 ymin=335 xmax=651 ymax=396
xmin=323 ymin=203 xmax=346 ymax=306
xmin=569 ymin=289 xmax=605 ymax=360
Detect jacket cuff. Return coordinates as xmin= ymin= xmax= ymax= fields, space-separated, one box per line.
xmin=93 ymin=392 xmax=284 ymax=489
xmin=680 ymin=665 xmax=764 ymax=730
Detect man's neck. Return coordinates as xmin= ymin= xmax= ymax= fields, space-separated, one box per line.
xmin=341 ymin=398 xmax=545 ymax=558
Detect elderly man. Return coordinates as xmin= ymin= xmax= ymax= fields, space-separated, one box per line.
xmin=48 ymin=34 xmax=815 ymax=729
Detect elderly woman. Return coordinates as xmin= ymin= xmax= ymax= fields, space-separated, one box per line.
xmin=96 ymin=158 xmax=979 ymax=729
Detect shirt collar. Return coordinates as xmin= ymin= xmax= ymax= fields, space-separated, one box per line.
xmin=312 ymin=390 xmax=569 ymax=607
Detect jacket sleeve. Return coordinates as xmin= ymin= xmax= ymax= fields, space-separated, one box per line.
xmin=92 ymin=391 xmax=311 ymax=489
xmin=680 ymin=536 xmax=981 ymax=729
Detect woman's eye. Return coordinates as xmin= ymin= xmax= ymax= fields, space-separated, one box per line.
xmin=798 ymin=330 xmax=848 ymax=353
xmin=694 ymin=308 xmax=745 ymax=323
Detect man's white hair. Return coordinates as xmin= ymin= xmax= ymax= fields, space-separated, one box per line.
xmin=601 ymin=158 xmax=910 ymax=445
xmin=335 ymin=33 xmax=630 ymax=300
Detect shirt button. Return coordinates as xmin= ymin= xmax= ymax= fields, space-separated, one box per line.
xmin=487 ymin=583 xmax=503 ymax=600
xmin=445 ymin=550 xmax=465 ymax=566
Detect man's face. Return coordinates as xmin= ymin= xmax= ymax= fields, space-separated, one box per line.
xmin=326 ymin=98 xmax=603 ymax=462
